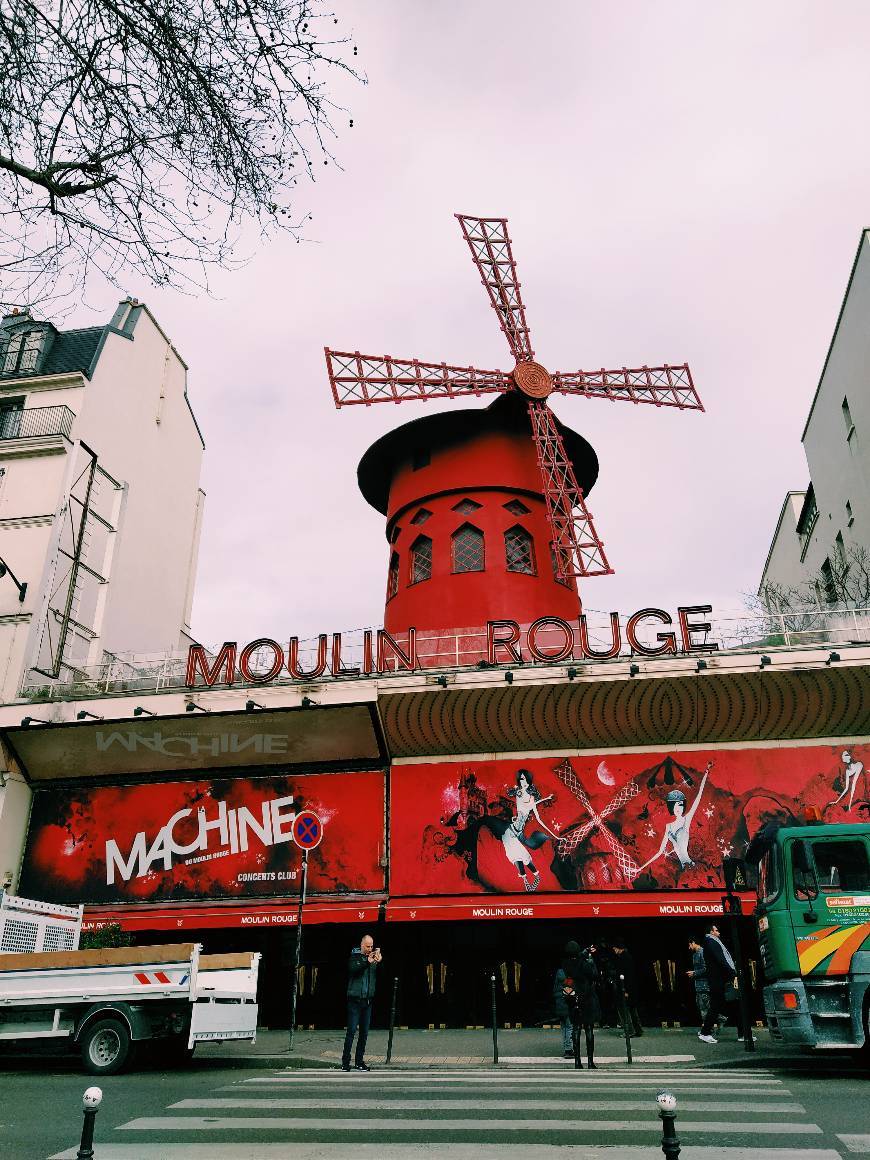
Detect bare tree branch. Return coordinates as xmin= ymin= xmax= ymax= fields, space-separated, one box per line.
xmin=0 ymin=0 xmax=362 ymax=308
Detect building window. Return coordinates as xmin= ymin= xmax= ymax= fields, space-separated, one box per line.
xmin=504 ymin=498 xmax=531 ymax=516
xmin=410 ymin=508 xmax=432 ymax=525
xmin=452 ymin=497 xmax=482 ymax=515
xmin=387 ymin=552 xmax=400 ymax=600
xmin=797 ymin=486 xmax=818 ymax=563
xmin=1 ymin=328 xmax=45 ymax=375
xmin=504 ymin=525 xmax=536 ymax=574
xmin=411 ymin=447 xmax=430 ymax=471
xmin=389 ymin=524 xmax=401 ymax=544
xmin=842 ymin=396 xmax=855 ymax=440
xmin=410 ymin=535 xmax=432 ymax=584
xmin=820 ymin=557 xmax=837 ymax=605
xmin=452 ymin=524 xmax=484 ymax=573
xmin=846 ymin=500 xmax=854 ymax=527
xmin=0 ymin=398 xmax=24 ymax=439
xmin=550 ymin=543 xmax=570 ymax=586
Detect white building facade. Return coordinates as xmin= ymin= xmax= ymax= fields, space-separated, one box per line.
xmin=760 ymin=230 xmax=870 ymax=606
xmin=0 ymin=299 xmax=205 ymax=890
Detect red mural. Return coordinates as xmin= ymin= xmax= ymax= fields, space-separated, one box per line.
xmin=20 ymin=771 xmax=385 ymax=904
xmin=391 ymin=745 xmax=870 ymax=897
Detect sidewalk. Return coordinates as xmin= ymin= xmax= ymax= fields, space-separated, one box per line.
xmin=197 ymin=1024 xmax=795 ymax=1070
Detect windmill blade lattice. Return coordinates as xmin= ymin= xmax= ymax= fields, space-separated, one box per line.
xmin=553 ymin=758 xmax=640 ymax=879
xmin=325 ymin=212 xmax=703 ymax=586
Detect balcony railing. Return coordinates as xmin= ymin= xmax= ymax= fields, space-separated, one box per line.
xmin=0 ymin=405 xmax=75 ymax=442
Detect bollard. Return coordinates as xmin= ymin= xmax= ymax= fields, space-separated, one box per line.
xmin=489 ymin=973 xmax=499 ymax=1065
xmin=76 ymin=1087 xmax=102 ymax=1160
xmin=656 ymin=1090 xmax=681 ymax=1159
xmin=386 ymin=975 xmax=399 ymax=1064
xmin=617 ymin=975 xmax=632 ymax=1065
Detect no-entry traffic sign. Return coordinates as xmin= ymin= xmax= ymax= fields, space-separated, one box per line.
xmin=292 ymin=810 xmax=323 ymax=851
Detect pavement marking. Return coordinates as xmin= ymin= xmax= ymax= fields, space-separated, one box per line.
xmin=838 ymin=1138 xmax=870 ymax=1154
xmin=48 ymin=1147 xmax=848 ymax=1160
xmin=242 ymin=1067 xmax=788 ymax=1085
xmin=256 ymin=1067 xmax=786 ymax=1080
xmin=500 ymin=1054 xmax=698 ymax=1064
xmin=173 ymin=1097 xmax=807 ymax=1114
xmin=317 ymin=1051 xmax=699 ymax=1065
xmin=116 ymin=1115 xmax=824 ymax=1134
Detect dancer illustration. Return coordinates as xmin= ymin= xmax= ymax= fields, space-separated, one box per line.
xmin=830 ymin=750 xmax=864 ymax=812
xmin=483 ymin=768 xmax=559 ymax=891
xmin=636 ymin=763 xmax=711 ymax=874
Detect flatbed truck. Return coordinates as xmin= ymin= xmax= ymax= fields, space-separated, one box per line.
xmin=0 ymin=894 xmax=260 ymax=1073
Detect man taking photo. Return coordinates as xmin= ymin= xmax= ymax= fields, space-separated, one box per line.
xmin=341 ymin=933 xmax=382 ymax=1071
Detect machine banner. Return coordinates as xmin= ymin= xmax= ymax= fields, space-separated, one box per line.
xmin=20 ymin=770 xmax=385 ymax=904
xmin=390 ymin=743 xmax=869 ymax=896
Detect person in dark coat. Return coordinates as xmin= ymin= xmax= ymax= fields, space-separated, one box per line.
xmin=612 ymin=940 xmax=643 ymax=1037
xmin=551 ymin=948 xmax=573 ymax=1057
xmin=558 ymin=940 xmax=600 ymax=1069
xmin=698 ymin=922 xmax=747 ymax=1043
xmin=592 ymin=942 xmax=619 ymax=1027
xmin=341 ymin=934 xmax=381 ymax=1071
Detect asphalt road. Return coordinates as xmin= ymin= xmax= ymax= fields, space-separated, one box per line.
xmin=1 ymin=1048 xmax=868 ymax=1160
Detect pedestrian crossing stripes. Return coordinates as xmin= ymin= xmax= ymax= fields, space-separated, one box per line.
xmin=48 ymin=1066 xmax=859 ymax=1159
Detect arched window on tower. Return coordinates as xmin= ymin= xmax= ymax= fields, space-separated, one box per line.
xmin=452 ymin=524 xmax=484 ymax=573
xmin=387 ymin=552 xmax=400 ymax=600
xmin=550 ymin=544 xmax=570 ymax=587
xmin=504 ymin=525 xmax=536 ymax=575
xmin=410 ymin=535 xmax=432 ymax=584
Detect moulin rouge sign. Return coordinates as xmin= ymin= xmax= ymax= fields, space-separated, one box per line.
xmin=186 ymin=605 xmax=718 ymax=688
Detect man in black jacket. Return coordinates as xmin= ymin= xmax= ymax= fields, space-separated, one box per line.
xmin=612 ymin=940 xmax=643 ymax=1037
xmin=341 ymin=934 xmax=382 ymax=1071
xmin=698 ymin=922 xmax=746 ymax=1044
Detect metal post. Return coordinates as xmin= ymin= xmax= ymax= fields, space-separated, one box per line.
xmin=288 ymin=849 xmax=309 ymax=1052
xmin=489 ymin=973 xmax=499 ymax=1065
xmin=76 ymin=1087 xmax=102 ymax=1160
xmin=656 ymin=1090 xmax=681 ymax=1158
xmin=617 ymin=975 xmax=632 ymax=1064
xmin=729 ymin=905 xmax=755 ymax=1053
xmin=723 ymin=890 xmax=756 ymax=1048
xmin=386 ymin=975 xmax=399 ymax=1064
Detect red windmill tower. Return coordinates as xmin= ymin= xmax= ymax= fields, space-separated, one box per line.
xmin=326 ymin=214 xmax=703 ymax=640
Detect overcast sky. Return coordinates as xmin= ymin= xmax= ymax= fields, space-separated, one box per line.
xmin=78 ymin=1 xmax=870 ymax=648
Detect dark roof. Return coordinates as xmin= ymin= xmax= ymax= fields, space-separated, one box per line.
xmin=0 ymin=321 xmax=105 ymax=382
xmin=41 ymin=327 xmax=104 ymax=379
xmin=358 ymin=391 xmax=599 ymax=515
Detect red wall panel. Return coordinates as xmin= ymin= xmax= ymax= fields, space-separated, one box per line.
xmin=20 ymin=770 xmax=385 ymax=904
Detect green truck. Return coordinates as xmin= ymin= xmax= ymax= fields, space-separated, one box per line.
xmin=753 ymin=820 xmax=870 ymax=1049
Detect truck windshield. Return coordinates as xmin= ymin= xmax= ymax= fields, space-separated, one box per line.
xmin=758 ymin=846 xmax=781 ymax=904
xmin=809 ymin=839 xmax=870 ymax=893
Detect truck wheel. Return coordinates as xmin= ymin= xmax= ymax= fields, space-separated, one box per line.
xmin=81 ymin=1018 xmax=132 ymax=1075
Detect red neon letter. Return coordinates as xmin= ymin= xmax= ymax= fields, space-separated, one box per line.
xmin=377 ymin=628 xmax=418 ymax=672
xmin=626 ymin=608 xmax=677 ymax=656
xmin=185 ymin=642 xmax=236 ymax=687
xmin=287 ymin=635 xmax=328 ymax=679
xmin=331 ymin=632 xmax=361 ymax=677
xmin=678 ymin=605 xmax=719 ymax=653
xmin=527 ymin=616 xmax=574 ymax=663
xmin=486 ymin=620 xmax=523 ymax=665
xmin=238 ymin=638 xmax=284 ymax=683
xmin=362 ymin=629 xmax=374 ymax=674
xmin=577 ymin=614 xmax=621 ymax=659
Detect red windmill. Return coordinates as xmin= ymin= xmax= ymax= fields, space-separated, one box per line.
xmin=325 ymin=214 xmax=703 ymax=584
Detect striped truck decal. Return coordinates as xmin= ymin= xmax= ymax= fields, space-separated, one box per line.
xmin=797 ymin=922 xmax=870 ymax=976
